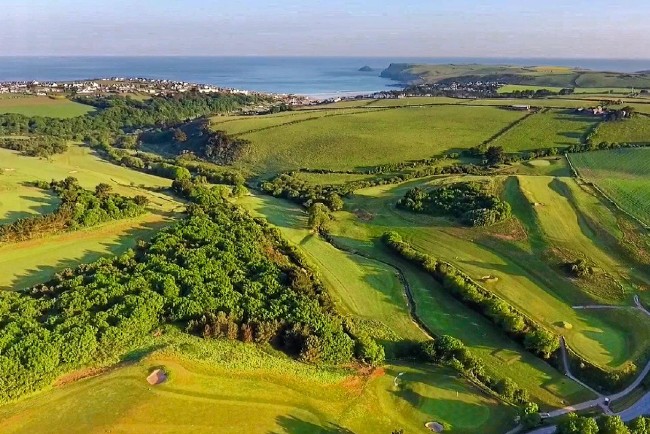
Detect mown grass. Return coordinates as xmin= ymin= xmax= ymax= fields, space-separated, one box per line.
xmin=492 ymin=109 xmax=600 ymax=151
xmin=0 ymin=213 xmax=174 ymax=291
xmin=0 ymin=145 xmax=176 ymax=224
xmin=0 ymin=331 xmax=517 ymax=434
xmin=0 ymin=96 xmax=94 ymax=118
xmin=240 ymin=191 xmax=593 ymax=408
xmin=569 ymin=148 xmax=650 ymax=226
xmin=592 ymin=115 xmax=650 ymax=145
xmin=232 ymin=105 xmax=526 ymax=174
xmin=336 ymin=177 xmax=646 ymax=371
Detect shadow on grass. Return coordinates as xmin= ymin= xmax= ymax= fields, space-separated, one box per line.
xmin=272 ymin=415 xmax=354 ymax=434
xmin=2 ymin=215 xmax=172 ymax=291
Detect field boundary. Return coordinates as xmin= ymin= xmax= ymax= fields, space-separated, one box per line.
xmin=566 ymin=152 xmax=650 ymax=230
xmin=479 ymin=108 xmax=540 ymax=149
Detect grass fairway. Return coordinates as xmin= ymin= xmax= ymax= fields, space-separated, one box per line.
xmin=239 ymin=192 xmax=592 ymax=408
xmin=492 ymin=109 xmax=600 ymax=151
xmin=334 ymin=178 xmax=645 ymax=371
xmin=0 ymin=334 xmax=516 ymax=434
xmin=0 ymin=96 xmax=94 ymax=118
xmin=0 ymin=212 xmax=175 ymax=291
xmin=236 ymin=193 xmax=426 ymax=350
xmin=232 ymin=105 xmax=525 ymax=174
xmin=0 ymin=145 xmax=176 ymax=224
xmin=569 ymin=148 xmax=650 ymax=226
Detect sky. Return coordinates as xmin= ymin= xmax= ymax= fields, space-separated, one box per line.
xmin=1 ymin=0 xmax=649 ymax=58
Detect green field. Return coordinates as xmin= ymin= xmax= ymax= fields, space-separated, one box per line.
xmin=592 ymin=115 xmax=650 ymax=145
xmin=569 ymin=148 xmax=650 ymax=226
xmin=0 ymin=96 xmax=94 ymax=118
xmin=0 ymin=332 xmax=517 ymax=434
xmin=229 ymin=105 xmax=526 ymax=174
xmin=324 ymin=177 xmax=648 ymax=371
xmin=492 ymin=109 xmax=600 ymax=151
xmin=0 ymin=145 xmax=177 ymax=224
xmin=498 ymin=85 xmax=637 ymax=94
xmin=238 ymin=191 xmax=593 ymax=408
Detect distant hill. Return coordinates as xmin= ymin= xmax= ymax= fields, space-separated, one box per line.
xmin=380 ymin=63 xmax=650 ymax=89
xmin=358 ymin=66 xmax=374 ymax=72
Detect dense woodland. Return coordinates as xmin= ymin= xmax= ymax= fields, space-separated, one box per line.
xmin=0 ymin=181 xmax=366 ymax=402
xmin=0 ymin=136 xmax=67 ymax=157
xmin=397 ymin=182 xmax=512 ymax=226
xmin=558 ymin=414 xmax=650 ymax=434
xmin=0 ymin=177 xmax=148 ymax=243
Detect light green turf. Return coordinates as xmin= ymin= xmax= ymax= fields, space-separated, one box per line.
xmin=238 ymin=192 xmax=592 ymax=408
xmin=0 ymin=96 xmax=94 ymax=118
xmin=237 ymin=193 xmax=426 ymax=347
xmin=498 ymin=85 xmax=637 ymax=94
xmin=233 ymin=105 xmax=526 ymax=174
xmin=0 ymin=213 xmax=174 ymax=291
xmin=0 ymin=333 xmax=516 ymax=434
xmin=592 ymin=115 xmax=650 ymax=145
xmin=492 ymin=109 xmax=600 ymax=151
xmin=364 ymin=96 xmax=467 ymax=107
xmin=335 ymin=178 xmax=644 ymax=370
xmin=0 ymin=145 xmax=177 ymax=224
xmin=569 ymin=148 xmax=650 ymax=226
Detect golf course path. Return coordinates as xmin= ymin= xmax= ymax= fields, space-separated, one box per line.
xmin=572 ymin=295 xmax=650 ymax=318
xmin=634 ymin=295 xmax=650 ymax=317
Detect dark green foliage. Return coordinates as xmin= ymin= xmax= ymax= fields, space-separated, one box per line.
xmin=0 ymin=177 xmax=148 ymax=243
xmin=260 ymin=173 xmax=349 ymax=210
xmin=558 ymin=413 xmax=600 ymax=434
xmin=598 ymin=415 xmax=631 ymax=434
xmin=564 ymin=258 xmax=595 ymax=278
xmin=0 ymin=136 xmax=67 ymax=157
xmin=0 ymin=182 xmax=356 ymax=402
xmin=307 ymin=203 xmax=332 ymax=232
xmin=397 ymin=182 xmax=511 ymax=227
xmin=520 ymin=402 xmax=541 ymax=428
xmin=382 ymin=232 xmax=560 ymax=360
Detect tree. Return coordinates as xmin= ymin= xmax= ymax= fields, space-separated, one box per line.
xmin=598 ymin=415 xmax=631 ymax=434
xmin=558 ymin=413 xmax=599 ymax=434
xmin=173 ymin=128 xmax=188 ymax=142
xmin=94 ymin=183 xmax=113 ymax=198
xmin=628 ymin=417 xmax=649 ymax=434
xmin=307 ymin=203 xmax=331 ymax=232
xmin=524 ymin=329 xmax=559 ymax=359
xmin=485 ymin=146 xmax=505 ymax=165
xmin=520 ymin=402 xmax=541 ymax=428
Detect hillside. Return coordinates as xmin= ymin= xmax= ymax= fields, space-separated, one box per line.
xmin=380 ymin=63 xmax=650 ymax=89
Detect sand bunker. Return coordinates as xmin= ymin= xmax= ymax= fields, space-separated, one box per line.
xmin=425 ymin=421 xmax=445 ymax=432
xmin=146 ymin=369 xmax=167 ymax=385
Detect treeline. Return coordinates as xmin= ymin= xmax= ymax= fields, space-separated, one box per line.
xmin=382 ymin=232 xmax=560 ymax=359
xmin=260 ymin=164 xmax=490 ymax=210
xmin=0 ymin=181 xmax=371 ymax=402
xmin=0 ymin=177 xmax=148 ymax=243
xmin=557 ymin=414 xmax=650 ymax=434
xmin=0 ymin=136 xmax=67 ymax=158
xmin=397 ymin=182 xmax=512 ymax=227
xmin=0 ymin=92 xmax=262 ymax=145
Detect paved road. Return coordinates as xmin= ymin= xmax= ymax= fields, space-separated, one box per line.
xmin=634 ymin=295 xmax=650 ymax=317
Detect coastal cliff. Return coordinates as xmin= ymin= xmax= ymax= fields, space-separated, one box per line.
xmin=380 ymin=63 xmax=422 ymax=83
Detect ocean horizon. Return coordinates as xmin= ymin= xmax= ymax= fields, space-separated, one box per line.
xmin=1 ymin=56 xmax=649 ymax=97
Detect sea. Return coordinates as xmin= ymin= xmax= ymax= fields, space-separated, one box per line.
xmin=1 ymin=56 xmax=649 ymax=98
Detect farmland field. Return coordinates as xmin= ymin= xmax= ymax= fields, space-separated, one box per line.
xmin=569 ymin=148 xmax=650 ymax=226
xmin=0 ymin=96 xmax=94 ymax=118
xmin=231 ymin=105 xmax=526 ymax=174
xmin=0 ymin=332 xmax=517 ymax=434
xmin=592 ymin=115 xmax=650 ymax=145
xmin=492 ymin=109 xmax=600 ymax=151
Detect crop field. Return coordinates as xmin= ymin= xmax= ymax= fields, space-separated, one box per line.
xmin=492 ymin=109 xmax=600 ymax=151
xmin=0 ymin=333 xmax=516 ymax=434
xmin=0 ymin=145 xmax=176 ymax=224
xmin=0 ymin=96 xmax=94 ymax=118
xmin=239 ymin=192 xmax=593 ymax=408
xmin=569 ymin=148 xmax=650 ymax=226
xmin=592 ymin=115 xmax=650 ymax=145
xmin=231 ymin=105 xmax=526 ymax=174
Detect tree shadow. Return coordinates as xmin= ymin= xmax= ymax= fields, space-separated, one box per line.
xmin=0 ymin=194 xmax=60 ymax=224
xmin=1 ymin=217 xmax=171 ymax=291
xmin=272 ymin=415 xmax=354 ymax=434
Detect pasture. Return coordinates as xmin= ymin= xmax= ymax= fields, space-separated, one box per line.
xmin=569 ymin=148 xmax=650 ymax=226
xmin=592 ymin=115 xmax=650 ymax=145
xmin=0 ymin=332 xmax=517 ymax=434
xmin=239 ymin=192 xmax=593 ymax=408
xmin=0 ymin=95 xmax=94 ymax=118
xmin=230 ymin=105 xmax=526 ymax=174
xmin=492 ymin=109 xmax=599 ymax=151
